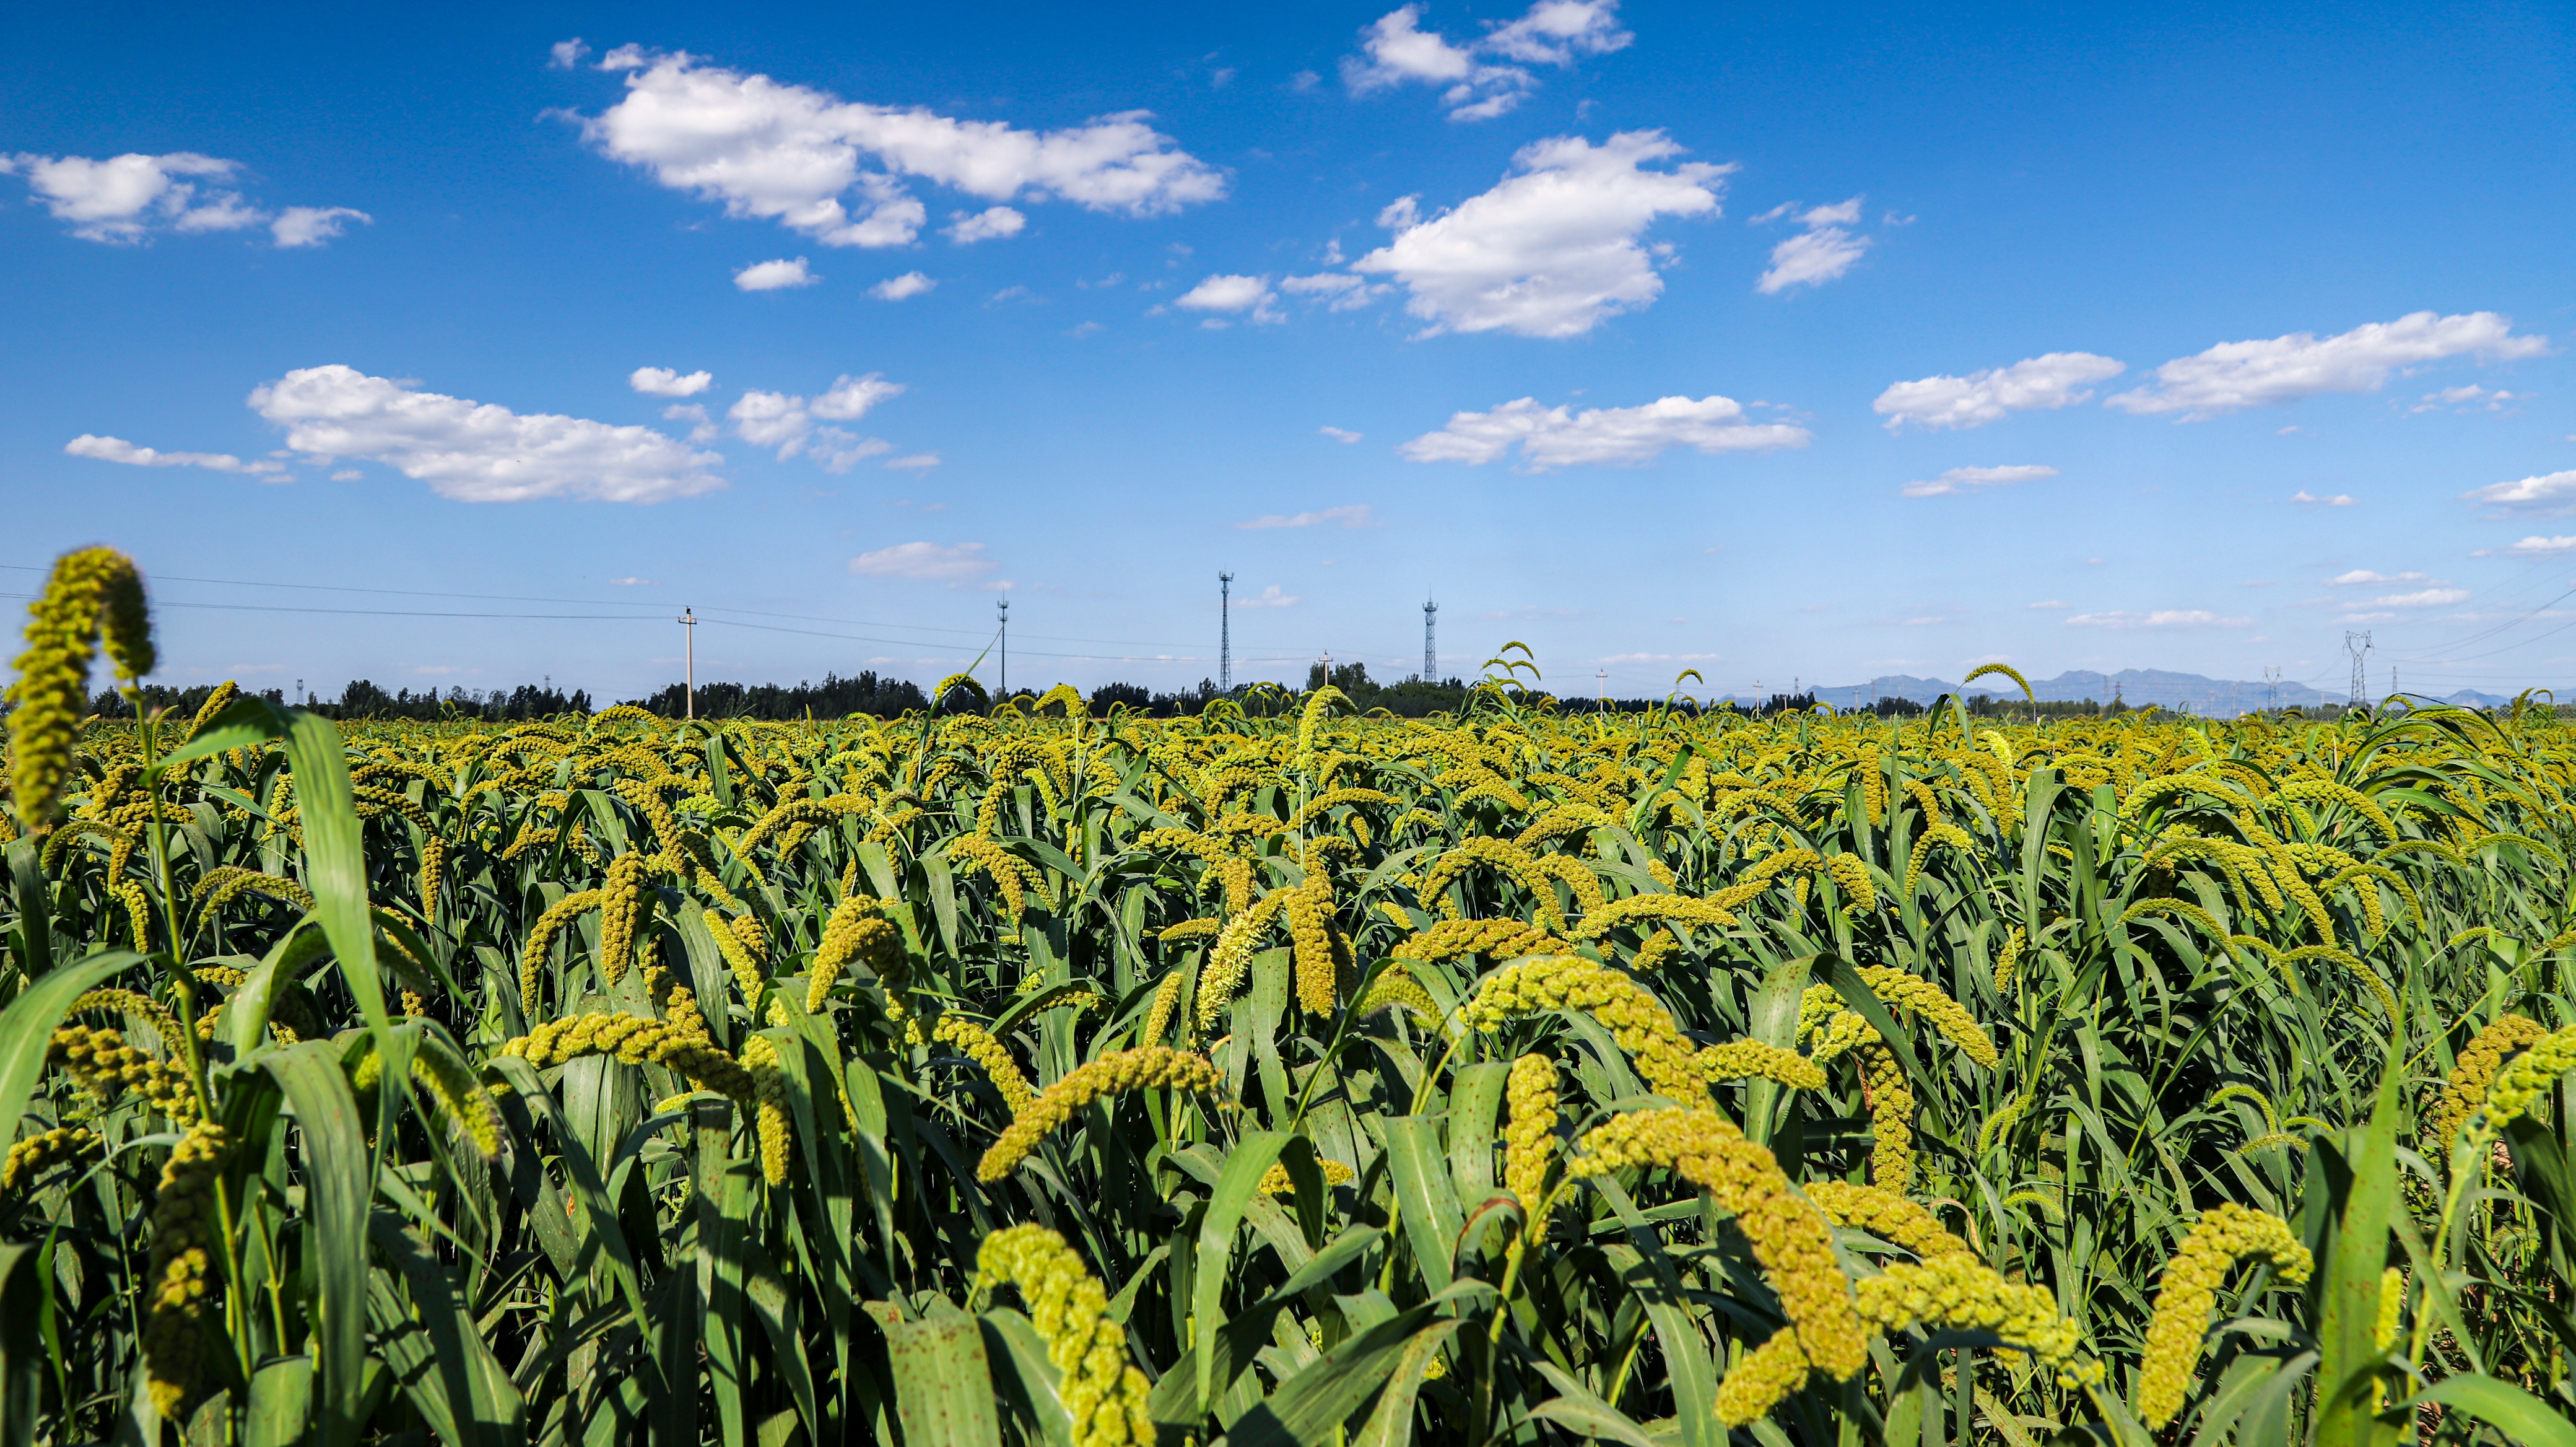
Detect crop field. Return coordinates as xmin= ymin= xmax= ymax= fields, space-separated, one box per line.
xmin=8 ymin=547 xmax=2576 ymax=1446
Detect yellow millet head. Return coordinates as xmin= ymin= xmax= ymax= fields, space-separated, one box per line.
xmin=932 ymin=1015 xmax=1037 ymax=1114
xmin=2134 ymin=1204 xmax=2311 ymax=1427
xmin=8 ymin=547 xmax=154 ymax=831
xmin=1503 ymin=1053 xmax=1560 ymax=1212
xmin=976 ymin=1225 xmax=1155 ymax=1447
xmin=1565 ymin=1109 xmax=1866 ymax=1383
xmin=1804 ymin=1181 xmax=1971 ymax=1261
xmin=1461 ymin=957 xmax=1707 ymax=1106
xmin=977 ymin=1048 xmax=1223 ymax=1181
xmin=1853 ymin=1255 xmax=2098 ymax=1387
xmin=1256 ymin=1158 xmax=1357 ymax=1196
xmin=2429 ymin=1013 xmax=2547 ymax=1158
xmin=2470 ymin=1023 xmax=2576 ymax=1148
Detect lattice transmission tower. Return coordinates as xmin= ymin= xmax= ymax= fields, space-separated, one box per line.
xmin=1422 ymin=595 xmax=1437 ymax=681
xmin=2347 ymin=631 xmax=2372 ymax=708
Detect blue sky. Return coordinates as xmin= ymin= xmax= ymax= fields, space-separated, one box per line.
xmin=5 ymin=0 xmax=2572 ymax=704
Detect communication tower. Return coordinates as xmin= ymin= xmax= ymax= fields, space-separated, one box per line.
xmin=1218 ymin=574 xmax=1233 ymax=693
xmin=1422 ymin=595 xmax=1437 ymax=681
xmin=996 ymin=600 xmax=1009 ymax=697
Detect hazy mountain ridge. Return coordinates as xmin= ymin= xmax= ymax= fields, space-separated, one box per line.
xmin=1727 ymin=669 xmax=2515 ymax=713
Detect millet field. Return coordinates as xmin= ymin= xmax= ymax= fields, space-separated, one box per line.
xmin=7 ymin=546 xmax=2576 ymax=1446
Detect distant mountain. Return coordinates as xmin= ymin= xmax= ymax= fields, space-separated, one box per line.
xmin=1720 ymin=669 xmax=2518 ymax=714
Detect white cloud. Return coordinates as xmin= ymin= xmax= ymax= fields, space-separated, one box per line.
xmin=882 ymin=453 xmax=941 ymax=470
xmin=1350 ymin=131 xmax=1727 ymax=338
xmin=1873 ymin=352 xmax=2126 ymax=432
xmin=1176 ymin=273 xmax=1279 ymax=321
xmin=2474 ymin=536 xmax=2576 ymax=557
xmin=661 ymin=403 xmax=718 ymax=442
xmin=630 ymin=366 xmax=714 ymax=396
xmin=2107 ymin=311 xmax=2548 ymax=419
xmin=245 ymin=364 xmax=725 ymax=503
xmin=729 ymin=375 xmax=910 ymax=465
xmin=943 ymin=206 xmax=1025 ymax=243
xmin=2063 ymin=610 xmax=2253 ymax=629
xmin=328 ymin=469 xmax=362 ymax=481
xmin=1401 ymin=393 xmax=1810 ymax=470
xmin=1281 ymin=273 xmax=1380 ymax=311
xmin=871 ymin=271 xmax=936 ymax=300
xmin=816 ymin=374 xmax=903 ymax=419
xmin=2364 ymin=587 xmax=2469 ymax=608
xmin=808 ymin=429 xmax=894 ymax=473
xmin=1235 ymin=504 xmax=1378 ymax=529
xmin=270 ymin=206 xmax=370 ymax=248
xmin=1899 ymin=463 xmax=2056 ymax=498
xmin=2463 ymin=470 xmax=2576 ymax=517
xmin=2327 ymin=569 xmax=2427 ymax=585
xmin=1342 ymin=1 xmax=1630 ymax=121
xmin=549 ymin=38 xmax=591 ymax=69
xmin=607 ymin=576 xmax=655 ymax=586
xmin=1233 ymin=584 xmax=1300 ymax=608
xmin=849 ymin=541 xmax=996 ymax=584
xmin=583 ymin=50 xmax=1223 ymax=251
xmin=2290 ymin=489 xmax=2357 ymax=506
xmin=2026 ymin=600 xmax=2066 ymax=610
xmin=2 ymin=151 xmax=366 ymax=248
xmin=735 ymin=257 xmax=816 ymax=290
xmin=64 ymin=434 xmax=286 ymax=476
xmin=1319 ymin=426 xmax=1364 ymax=443
xmin=1754 ymin=196 xmax=1869 ymax=294
xmin=2413 ymin=383 xmax=2530 ymax=413
xmin=1757 ymin=227 xmax=1868 ymax=294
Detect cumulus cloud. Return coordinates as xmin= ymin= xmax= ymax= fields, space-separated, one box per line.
xmin=735 ymin=257 xmax=816 ymax=290
xmin=1235 ymin=504 xmax=1378 ymax=529
xmin=1319 ymin=426 xmax=1364 ymax=443
xmin=271 ymin=206 xmax=370 ymax=248
xmin=64 ymin=434 xmax=286 ymax=476
xmin=871 ymin=271 xmax=936 ymax=300
xmin=549 ymin=38 xmax=591 ymax=69
xmin=1176 ymin=273 xmax=1279 ymax=321
xmin=1281 ymin=273 xmax=1380 ymax=312
xmin=2474 ymin=536 xmax=2576 ymax=557
xmin=1342 ymin=1 xmax=1630 ymax=121
xmin=661 ymin=403 xmax=717 ymax=441
xmin=242 ymin=364 xmax=724 ymax=503
xmin=2413 ymin=383 xmax=2530 ymax=414
xmin=1757 ymin=228 xmax=1868 ymax=294
xmin=2363 ymin=588 xmax=2469 ymax=608
xmin=882 ymin=453 xmax=941 ymax=470
xmin=1 ymin=151 xmax=365 ymax=247
xmin=1351 ymin=131 xmax=1728 ymax=338
xmin=849 ymin=541 xmax=998 ymax=585
xmin=2107 ymin=311 xmax=2548 ymax=419
xmin=2327 ymin=569 xmax=2427 ymax=585
xmin=1401 ymin=393 xmax=1810 ymax=471
xmin=2026 ymin=600 xmax=2066 ymax=610
xmin=2462 ymin=469 xmax=2576 ymax=517
xmin=581 ymin=49 xmax=1224 ymax=253
xmin=2063 ymin=610 xmax=2252 ymax=629
xmin=1232 ymin=584 xmax=1300 ymax=608
xmin=1754 ymin=196 xmax=1869 ymax=294
xmin=630 ymin=366 xmax=713 ymax=396
xmin=942 ymin=206 xmax=1025 ymax=243
xmin=2290 ymin=489 xmax=2357 ymax=506
xmin=726 ymin=372 xmax=905 ymax=465
xmin=1899 ymin=464 xmax=2056 ymax=498
xmin=1873 ymin=353 xmax=2126 ymax=432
